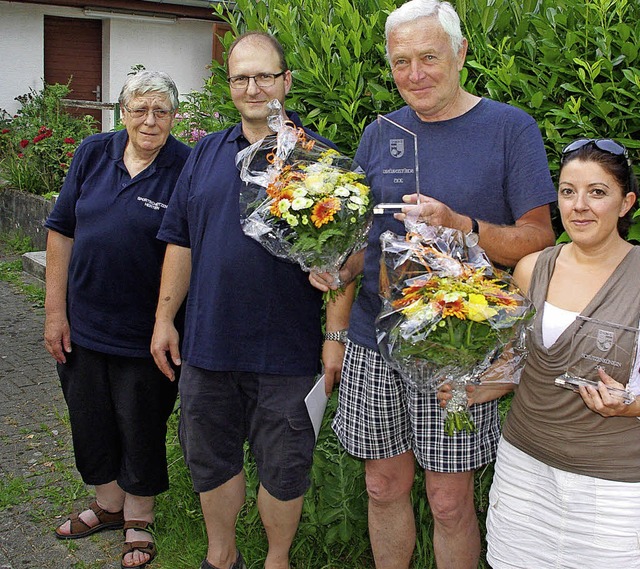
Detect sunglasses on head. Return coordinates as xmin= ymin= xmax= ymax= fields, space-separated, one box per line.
xmin=561 ymin=138 xmax=628 ymax=159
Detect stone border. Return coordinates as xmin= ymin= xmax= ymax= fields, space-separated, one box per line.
xmin=0 ymin=187 xmax=55 ymax=250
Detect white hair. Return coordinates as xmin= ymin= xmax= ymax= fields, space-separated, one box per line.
xmin=385 ymin=0 xmax=464 ymax=59
xmin=118 ymin=70 xmax=179 ymax=110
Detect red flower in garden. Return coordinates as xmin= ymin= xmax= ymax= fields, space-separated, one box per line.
xmin=38 ymin=126 xmax=47 ymax=134
xmin=64 ymin=137 xmax=76 ymax=144
xmin=66 ymin=151 xmax=74 ymax=158
xmin=1 ymin=128 xmax=9 ymax=134
xmin=19 ymin=139 xmax=29 ymax=148
xmin=17 ymin=153 xmax=24 ymax=158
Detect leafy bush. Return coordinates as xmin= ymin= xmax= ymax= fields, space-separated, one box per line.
xmin=0 ymin=83 xmax=97 ymax=194
xmin=205 ymin=0 xmax=404 ymax=155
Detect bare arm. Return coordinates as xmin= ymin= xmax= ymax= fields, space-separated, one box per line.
xmin=150 ymin=244 xmax=191 ymax=380
xmin=399 ymin=194 xmax=556 ymax=268
xmin=43 ymin=230 xmax=73 ymax=363
xmin=322 ymin=281 xmax=356 ymax=396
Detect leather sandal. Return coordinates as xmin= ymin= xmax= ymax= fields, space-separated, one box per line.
xmin=55 ymin=500 xmax=124 ymax=539
xmin=200 ymin=549 xmax=246 ymax=569
xmin=121 ymin=520 xmax=157 ymax=569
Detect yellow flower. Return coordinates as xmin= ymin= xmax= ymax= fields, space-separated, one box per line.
xmin=466 ymin=293 xmax=498 ymax=322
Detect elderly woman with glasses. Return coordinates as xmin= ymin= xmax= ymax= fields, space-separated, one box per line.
xmin=44 ymin=70 xmax=190 ymax=568
xmin=440 ymin=138 xmax=640 ymax=567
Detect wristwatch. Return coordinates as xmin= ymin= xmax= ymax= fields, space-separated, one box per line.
xmin=465 ymin=217 xmax=479 ymax=247
xmin=324 ymin=329 xmax=348 ymax=344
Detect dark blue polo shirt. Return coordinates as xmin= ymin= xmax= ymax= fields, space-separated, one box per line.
xmin=158 ymin=116 xmax=333 ymax=375
xmin=45 ymin=129 xmax=191 ymax=357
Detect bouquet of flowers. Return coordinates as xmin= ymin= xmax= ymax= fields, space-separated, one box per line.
xmin=376 ymin=222 xmax=534 ymax=435
xmin=237 ymin=100 xmax=372 ymax=289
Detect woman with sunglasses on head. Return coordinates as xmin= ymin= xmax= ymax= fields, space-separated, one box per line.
xmin=489 ymin=138 xmax=640 ymax=567
xmin=442 ymin=138 xmax=640 ymax=567
xmin=44 ymin=70 xmax=190 ymax=568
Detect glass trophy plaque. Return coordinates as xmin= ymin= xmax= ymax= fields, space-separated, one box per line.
xmin=373 ymin=115 xmax=420 ymax=215
xmin=554 ymin=315 xmax=639 ymax=404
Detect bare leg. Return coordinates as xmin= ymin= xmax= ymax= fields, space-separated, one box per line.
xmin=56 ymin=480 xmax=125 ymax=535
xmin=201 ymin=471 xmax=246 ymax=569
xmin=366 ymin=452 xmax=416 ymax=569
xmin=258 ymin=484 xmax=304 ymax=569
xmin=425 ymin=470 xmax=480 ymax=569
xmin=122 ymin=494 xmax=155 ymax=567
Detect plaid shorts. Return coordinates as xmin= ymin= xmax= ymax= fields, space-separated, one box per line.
xmin=332 ymin=341 xmax=500 ymax=472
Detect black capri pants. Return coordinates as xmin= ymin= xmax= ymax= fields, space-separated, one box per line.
xmin=57 ymin=343 xmax=178 ymax=496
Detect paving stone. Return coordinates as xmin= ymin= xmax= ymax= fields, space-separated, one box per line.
xmin=0 ymin=279 xmax=120 ymax=568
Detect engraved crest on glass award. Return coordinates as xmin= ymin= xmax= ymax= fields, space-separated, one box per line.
xmin=373 ymin=115 xmax=420 ymax=215
xmin=555 ymin=316 xmax=639 ymax=404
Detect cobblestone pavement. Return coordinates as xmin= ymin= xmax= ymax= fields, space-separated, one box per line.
xmin=0 ymin=272 xmax=121 ymax=568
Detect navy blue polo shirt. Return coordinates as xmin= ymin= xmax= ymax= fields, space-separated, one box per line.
xmin=45 ymin=129 xmax=191 ymax=357
xmin=158 ymin=115 xmax=334 ymax=375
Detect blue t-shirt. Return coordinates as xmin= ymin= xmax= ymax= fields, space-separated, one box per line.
xmin=350 ymin=99 xmax=557 ymax=351
xmin=45 ymin=129 xmax=191 ymax=357
xmin=158 ymin=116 xmax=335 ymax=375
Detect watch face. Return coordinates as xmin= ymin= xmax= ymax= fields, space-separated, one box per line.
xmin=465 ymin=232 xmax=479 ymax=247
xmin=339 ymin=330 xmax=348 ymax=343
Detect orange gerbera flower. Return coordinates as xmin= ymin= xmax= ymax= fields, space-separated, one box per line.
xmin=439 ymin=298 xmax=466 ymax=319
xmin=311 ymin=197 xmax=341 ymax=228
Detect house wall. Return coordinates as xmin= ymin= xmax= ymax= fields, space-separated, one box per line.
xmin=0 ymin=1 xmax=216 ymax=131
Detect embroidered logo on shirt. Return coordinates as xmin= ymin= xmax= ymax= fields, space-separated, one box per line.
xmin=137 ymin=196 xmax=167 ymax=211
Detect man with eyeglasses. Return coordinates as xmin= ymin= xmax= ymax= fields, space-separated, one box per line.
xmin=151 ymin=31 xmax=346 ymax=569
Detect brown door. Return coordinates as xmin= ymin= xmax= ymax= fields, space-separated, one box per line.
xmin=44 ymin=16 xmax=102 ymax=127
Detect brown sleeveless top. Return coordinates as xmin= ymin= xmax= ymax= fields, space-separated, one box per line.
xmin=503 ymin=245 xmax=640 ymax=482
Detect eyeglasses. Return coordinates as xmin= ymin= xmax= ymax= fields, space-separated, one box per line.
xmin=227 ymin=71 xmax=286 ymax=90
xmin=124 ymin=107 xmax=174 ymax=121
xmin=561 ymin=138 xmax=628 ymax=159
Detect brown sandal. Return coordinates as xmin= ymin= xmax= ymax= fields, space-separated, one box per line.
xmin=121 ymin=520 xmax=157 ymax=569
xmin=55 ymin=500 xmax=124 ymax=539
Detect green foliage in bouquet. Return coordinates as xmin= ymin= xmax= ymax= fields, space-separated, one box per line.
xmin=0 ymin=83 xmax=97 ymax=194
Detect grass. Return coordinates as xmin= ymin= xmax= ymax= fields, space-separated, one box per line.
xmin=0 ymin=230 xmax=45 ymax=306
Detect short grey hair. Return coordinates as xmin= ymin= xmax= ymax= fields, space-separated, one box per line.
xmin=385 ymin=0 xmax=464 ymax=59
xmin=118 ymin=70 xmax=179 ymax=110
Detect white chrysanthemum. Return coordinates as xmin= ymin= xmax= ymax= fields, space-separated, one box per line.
xmin=291 ymin=197 xmax=314 ymax=211
xmin=292 ymin=188 xmax=308 ymax=198
xmin=278 ymin=199 xmax=291 ymax=213
xmin=443 ymin=291 xmax=465 ymax=303
xmin=334 ymin=187 xmax=351 ymax=197
xmin=304 ymin=173 xmax=327 ymax=193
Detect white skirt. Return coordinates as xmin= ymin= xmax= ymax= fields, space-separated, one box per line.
xmin=486 ymin=437 xmax=640 ymax=569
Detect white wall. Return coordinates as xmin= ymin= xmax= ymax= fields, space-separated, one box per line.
xmin=104 ymin=17 xmax=215 ymax=130
xmin=0 ymin=1 xmax=215 ymax=131
xmin=0 ymin=3 xmax=47 ymax=118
